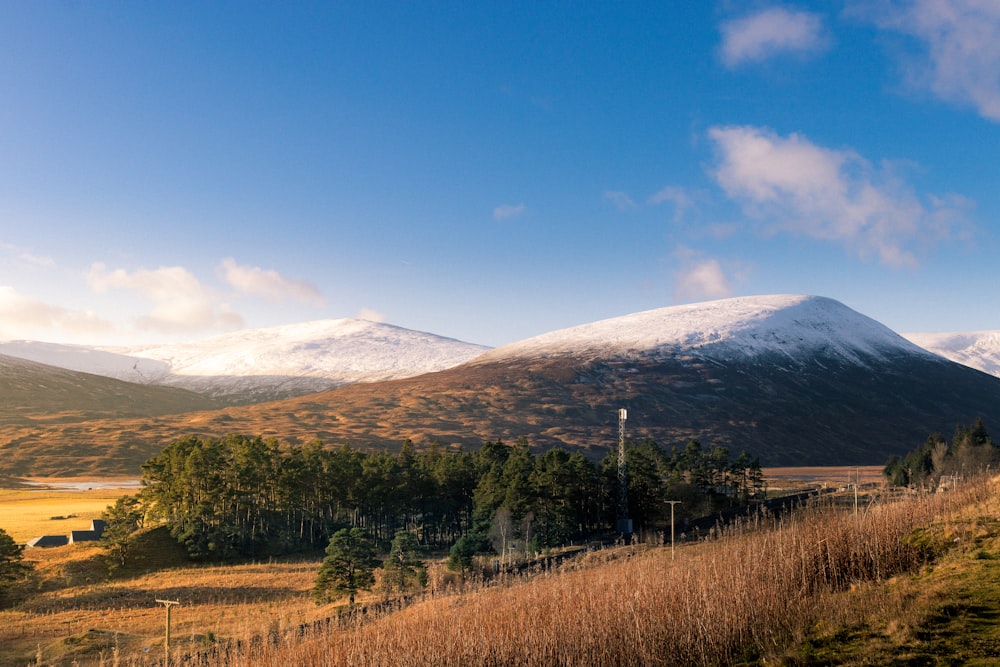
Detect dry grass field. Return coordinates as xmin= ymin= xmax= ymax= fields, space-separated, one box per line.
xmin=2 ymin=473 xmax=999 ymax=666
xmin=0 ymin=485 xmax=137 ymax=544
xmin=763 ymin=465 xmax=885 ymax=489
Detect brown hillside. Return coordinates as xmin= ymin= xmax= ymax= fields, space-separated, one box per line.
xmin=5 ymin=344 xmax=1000 ymax=477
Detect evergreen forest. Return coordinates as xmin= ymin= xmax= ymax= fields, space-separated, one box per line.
xmin=136 ymin=434 xmax=764 ymax=561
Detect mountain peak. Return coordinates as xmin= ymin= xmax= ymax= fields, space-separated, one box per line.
xmin=476 ymin=294 xmax=931 ymax=365
xmin=904 ymin=330 xmax=1000 ymax=377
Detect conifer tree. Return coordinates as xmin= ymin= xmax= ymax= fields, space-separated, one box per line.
xmin=101 ymin=495 xmax=144 ymax=573
xmin=383 ymin=530 xmax=426 ymax=593
xmin=0 ymin=528 xmax=31 ymax=606
xmin=313 ymin=528 xmax=380 ymax=606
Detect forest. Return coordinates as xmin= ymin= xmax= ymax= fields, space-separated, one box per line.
xmin=136 ymin=434 xmax=765 ymax=561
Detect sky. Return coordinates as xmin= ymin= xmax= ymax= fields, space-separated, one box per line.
xmin=1 ymin=1 xmax=999 ymax=348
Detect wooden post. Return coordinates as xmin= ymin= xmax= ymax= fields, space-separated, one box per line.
xmin=666 ymin=501 xmax=682 ymax=560
xmin=155 ymin=599 xmax=180 ymax=666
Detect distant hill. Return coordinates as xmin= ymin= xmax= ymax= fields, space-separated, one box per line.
xmin=904 ymin=330 xmax=1000 ymax=378
xmin=0 ymin=319 xmax=490 ymax=403
xmin=5 ymin=295 xmax=1000 ymax=477
xmin=0 ymin=354 xmax=219 ymax=424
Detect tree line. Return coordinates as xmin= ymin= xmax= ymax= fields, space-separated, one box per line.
xmin=134 ymin=434 xmax=765 ymax=562
xmin=884 ymin=418 xmax=998 ymax=488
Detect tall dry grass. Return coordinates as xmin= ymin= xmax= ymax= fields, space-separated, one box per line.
xmin=157 ymin=478 xmax=990 ymax=667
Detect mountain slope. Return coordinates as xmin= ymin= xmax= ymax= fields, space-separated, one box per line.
xmin=904 ymin=331 xmax=1000 ymax=378
xmin=0 ymin=319 xmax=490 ymax=403
xmin=5 ymin=295 xmax=1000 ymax=476
xmin=0 ymin=354 xmax=219 ymax=425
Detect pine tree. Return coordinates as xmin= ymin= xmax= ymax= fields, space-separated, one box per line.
xmin=383 ymin=530 xmax=426 ymax=593
xmin=0 ymin=528 xmax=31 ymax=606
xmin=100 ymin=495 xmax=144 ymax=573
xmin=313 ymin=528 xmax=380 ymax=606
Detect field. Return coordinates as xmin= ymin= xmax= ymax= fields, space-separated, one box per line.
xmin=2 ymin=471 xmax=999 ymax=665
xmin=0 ymin=483 xmax=137 ymax=544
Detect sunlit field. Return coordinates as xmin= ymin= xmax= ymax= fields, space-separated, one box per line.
xmin=2 ymin=472 xmax=996 ymax=666
xmin=0 ymin=484 xmax=136 ymax=544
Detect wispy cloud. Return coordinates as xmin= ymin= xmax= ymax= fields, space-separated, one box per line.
xmin=603 ymin=190 xmax=637 ymax=210
xmin=707 ymin=124 xmax=970 ymax=267
xmin=0 ymin=242 xmax=56 ymax=268
xmin=0 ymin=285 xmax=113 ymax=342
xmin=850 ymin=0 xmax=1000 ymax=122
xmin=648 ymin=185 xmax=701 ymax=223
xmin=86 ymin=263 xmax=243 ymax=335
xmin=719 ymin=6 xmax=830 ymax=68
xmin=672 ymin=246 xmax=737 ymax=303
xmin=220 ymin=258 xmax=324 ymax=307
xmin=493 ymin=203 xmax=527 ymax=221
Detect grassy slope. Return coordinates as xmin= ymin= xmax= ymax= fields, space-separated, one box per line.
xmin=3 ymin=479 xmax=1000 ymax=666
xmin=0 ymin=355 xmax=221 ymax=477
xmin=780 ymin=508 xmax=1000 ymax=665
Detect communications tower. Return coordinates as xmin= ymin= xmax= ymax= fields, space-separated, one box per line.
xmin=616 ymin=408 xmax=632 ymax=535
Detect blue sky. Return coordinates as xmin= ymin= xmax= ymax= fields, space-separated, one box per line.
xmin=1 ymin=1 xmax=998 ymax=347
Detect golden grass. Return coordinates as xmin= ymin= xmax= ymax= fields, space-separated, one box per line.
xmin=2 ymin=545 xmax=337 ymax=665
xmin=763 ymin=465 xmax=885 ymax=489
xmin=2 ymin=478 xmax=995 ymax=666
xmin=0 ymin=486 xmax=135 ymax=543
xmin=186 ymin=479 xmax=993 ymax=667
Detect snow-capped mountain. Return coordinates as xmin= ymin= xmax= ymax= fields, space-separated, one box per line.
xmin=0 ymin=319 xmax=490 ymax=403
xmin=7 ymin=294 xmax=1000 ymax=476
xmin=903 ymin=331 xmax=1000 ymax=378
xmin=476 ymin=294 xmax=935 ymax=366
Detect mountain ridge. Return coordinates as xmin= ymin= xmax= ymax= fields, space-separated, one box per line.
xmin=0 ymin=318 xmax=490 ymax=403
xmin=4 ymin=294 xmax=1000 ymax=477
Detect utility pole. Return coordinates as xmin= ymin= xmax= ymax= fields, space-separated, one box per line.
xmin=854 ymin=467 xmax=859 ymax=516
xmin=665 ymin=500 xmax=682 ymax=560
xmin=155 ymin=599 xmax=180 ymax=666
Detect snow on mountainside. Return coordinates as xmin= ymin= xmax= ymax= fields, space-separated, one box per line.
xmin=0 ymin=319 xmax=490 ymax=402
xmin=903 ymin=331 xmax=1000 ymax=378
xmin=0 ymin=341 xmax=171 ymax=383
xmin=115 ymin=319 xmax=489 ymax=381
xmin=474 ymin=294 xmax=935 ymax=365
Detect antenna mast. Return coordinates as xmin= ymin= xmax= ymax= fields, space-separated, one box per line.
xmin=616 ymin=408 xmax=632 ymax=535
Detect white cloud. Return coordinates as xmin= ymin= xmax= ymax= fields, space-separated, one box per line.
xmin=603 ymin=190 xmax=637 ymax=210
xmin=220 ymin=258 xmax=324 ymax=307
xmin=493 ymin=203 xmax=526 ymax=221
xmin=851 ymin=0 xmax=1000 ymax=121
xmin=672 ymin=247 xmax=736 ymax=303
xmin=719 ymin=7 xmax=830 ymax=67
xmin=0 ymin=285 xmax=113 ymax=342
xmin=86 ymin=263 xmax=243 ymax=335
xmin=707 ymin=125 xmax=969 ymax=267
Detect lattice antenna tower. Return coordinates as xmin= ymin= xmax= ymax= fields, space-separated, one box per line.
xmin=616 ymin=408 xmax=632 ymax=535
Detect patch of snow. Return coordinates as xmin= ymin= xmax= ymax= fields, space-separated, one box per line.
xmin=903 ymin=331 xmax=1000 ymax=378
